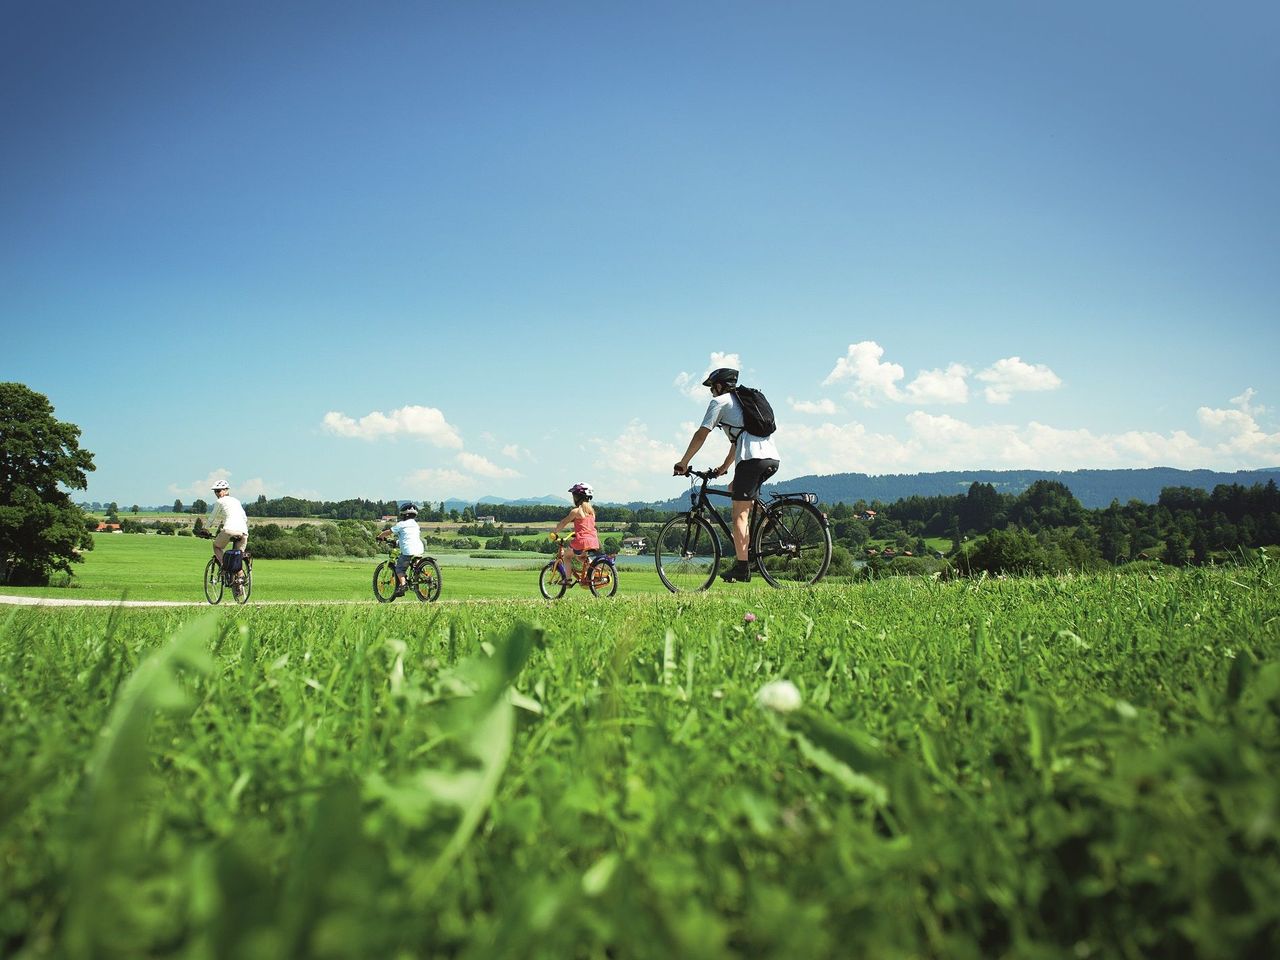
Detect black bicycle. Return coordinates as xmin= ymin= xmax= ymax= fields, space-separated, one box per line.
xmin=201 ymin=533 xmax=252 ymax=605
xmin=654 ymin=468 xmax=831 ymax=592
xmin=372 ymin=542 xmax=442 ymax=603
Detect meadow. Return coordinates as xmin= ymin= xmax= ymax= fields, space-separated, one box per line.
xmin=3 ymin=551 xmax=1278 ymax=958
xmin=0 ymin=534 xmax=673 ymax=602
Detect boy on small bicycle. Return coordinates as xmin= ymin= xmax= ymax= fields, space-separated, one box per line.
xmin=376 ymin=503 xmax=424 ymax=598
xmin=551 ymin=482 xmax=600 ymax=584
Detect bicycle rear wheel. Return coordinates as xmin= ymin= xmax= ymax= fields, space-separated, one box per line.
xmin=588 ymin=558 xmax=618 ymax=597
xmin=753 ymin=500 xmax=832 ymax=588
xmin=203 ymin=557 xmax=223 ymax=604
xmin=231 ymin=556 xmax=252 ymax=604
xmin=655 ymin=514 xmax=720 ymax=593
xmin=539 ymin=561 xmax=567 ymax=600
xmin=373 ymin=560 xmax=397 ymax=602
xmin=412 ymin=557 xmax=442 ymax=602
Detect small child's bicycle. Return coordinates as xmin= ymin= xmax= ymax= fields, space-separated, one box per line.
xmin=539 ymin=533 xmax=618 ymax=599
xmin=373 ymin=542 xmax=442 ymax=603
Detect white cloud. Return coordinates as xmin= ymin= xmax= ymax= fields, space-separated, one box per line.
xmin=903 ymin=363 xmax=970 ymax=405
xmin=975 ymin=357 xmax=1062 ymax=404
xmin=403 ymin=468 xmax=471 ymax=493
xmin=455 ymin=451 xmax=521 ymax=479
xmin=822 ymin=341 xmax=904 ymax=404
xmin=1197 ymin=393 xmax=1280 ymax=458
xmin=1231 ymin=387 xmax=1266 ymax=417
xmin=501 ymin=443 xmax=532 ymax=461
xmin=788 ymin=397 xmax=838 ymax=415
xmin=168 ymin=468 xmax=267 ymax=500
xmin=589 ymin=419 xmax=684 ymax=498
xmin=674 ymin=351 xmax=742 ymax=402
xmin=322 ymin=405 xmax=463 ymax=448
xmin=783 ymin=421 xmax=918 ymax=474
xmin=821 ymin=343 xmax=971 ymax=406
xmin=779 ymin=391 xmax=1279 ymax=477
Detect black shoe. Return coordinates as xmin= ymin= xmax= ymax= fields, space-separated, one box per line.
xmin=392 ymin=586 xmax=406 ymax=598
xmin=720 ymin=563 xmax=752 ymax=583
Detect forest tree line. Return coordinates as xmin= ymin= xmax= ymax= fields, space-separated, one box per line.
xmin=831 ymin=479 xmax=1280 ymax=576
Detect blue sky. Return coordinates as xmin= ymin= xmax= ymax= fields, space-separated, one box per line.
xmin=3 ymin=1 xmax=1277 ymax=505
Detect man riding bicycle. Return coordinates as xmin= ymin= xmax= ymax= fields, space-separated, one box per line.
xmin=376 ymin=503 xmax=424 ymax=598
xmin=205 ymin=479 xmax=249 ymax=567
xmin=673 ymin=367 xmax=780 ymax=583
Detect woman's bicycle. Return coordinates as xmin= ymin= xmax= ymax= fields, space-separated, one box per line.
xmin=200 ymin=533 xmax=252 ymax=605
xmin=539 ymin=533 xmax=619 ymax=599
xmin=655 ymin=468 xmax=831 ymax=592
xmin=372 ymin=542 xmax=442 ymax=603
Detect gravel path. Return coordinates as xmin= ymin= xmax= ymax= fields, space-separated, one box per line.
xmin=0 ymin=594 xmax=201 ymax=607
xmin=0 ymin=594 xmax=555 ymax=608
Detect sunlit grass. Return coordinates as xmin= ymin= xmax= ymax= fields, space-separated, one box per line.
xmin=3 ymin=563 xmax=1278 ymax=957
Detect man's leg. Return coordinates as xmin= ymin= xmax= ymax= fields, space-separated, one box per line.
xmin=731 ymin=501 xmax=751 ymax=561
xmin=722 ymin=458 xmax=778 ymax=582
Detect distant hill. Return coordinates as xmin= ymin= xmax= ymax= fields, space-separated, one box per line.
xmin=474 ymin=494 xmax=570 ymax=508
xmin=632 ymin=467 xmax=1280 ymax=512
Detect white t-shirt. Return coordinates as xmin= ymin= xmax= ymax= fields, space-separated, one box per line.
xmin=208 ymin=495 xmax=248 ymax=535
xmin=700 ymin=394 xmax=780 ymax=464
xmin=391 ymin=519 xmax=424 ymax=557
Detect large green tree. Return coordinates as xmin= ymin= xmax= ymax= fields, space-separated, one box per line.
xmin=0 ymin=383 xmax=96 ymax=584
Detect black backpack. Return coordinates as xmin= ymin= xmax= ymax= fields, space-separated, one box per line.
xmin=733 ymin=386 xmax=776 ymax=438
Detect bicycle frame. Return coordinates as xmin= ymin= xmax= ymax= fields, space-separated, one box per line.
xmin=681 ymin=471 xmax=767 ymax=558
xmin=551 ymin=535 xmax=615 ymax=583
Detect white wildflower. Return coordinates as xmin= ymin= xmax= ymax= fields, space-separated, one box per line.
xmin=756 ymin=679 xmax=802 ymax=714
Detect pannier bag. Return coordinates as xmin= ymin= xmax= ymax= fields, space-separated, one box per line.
xmin=222 ymin=548 xmax=244 ymax=576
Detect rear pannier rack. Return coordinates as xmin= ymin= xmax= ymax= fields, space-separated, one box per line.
xmin=770 ymin=491 xmax=818 ymax=503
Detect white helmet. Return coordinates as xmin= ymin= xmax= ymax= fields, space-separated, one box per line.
xmin=211 ymin=480 xmax=230 ymax=492
xmin=568 ymin=481 xmax=594 ymax=499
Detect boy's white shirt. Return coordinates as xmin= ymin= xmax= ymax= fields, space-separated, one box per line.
xmin=391 ymin=518 xmax=425 ymax=556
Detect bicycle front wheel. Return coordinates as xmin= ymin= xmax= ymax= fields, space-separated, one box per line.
xmin=539 ymin=561 xmax=567 ymax=600
xmin=655 ymin=514 xmax=720 ymax=593
xmin=588 ymin=558 xmax=618 ymax=597
xmin=373 ymin=560 xmax=397 ymax=602
xmin=203 ymin=557 xmax=223 ymax=604
xmin=753 ymin=500 xmax=832 ymax=588
xmin=412 ymin=557 xmax=442 ymax=602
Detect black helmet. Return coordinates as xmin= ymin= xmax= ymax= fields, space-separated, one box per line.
xmin=399 ymin=503 xmax=418 ymax=517
xmin=702 ymin=367 xmax=739 ymax=388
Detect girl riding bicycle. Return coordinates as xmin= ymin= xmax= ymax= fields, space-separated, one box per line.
xmin=551 ymin=482 xmax=600 ymax=583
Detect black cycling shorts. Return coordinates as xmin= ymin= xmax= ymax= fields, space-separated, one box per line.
xmin=731 ymin=458 xmax=779 ymax=501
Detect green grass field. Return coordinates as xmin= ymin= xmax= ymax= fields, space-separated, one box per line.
xmin=3 ymin=550 xmax=1278 ymax=957
xmin=0 ymin=534 xmax=674 ymax=601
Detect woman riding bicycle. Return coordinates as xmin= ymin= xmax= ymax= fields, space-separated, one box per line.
xmin=206 ymin=479 xmax=249 ymax=567
xmin=376 ymin=503 xmax=424 ymax=598
xmin=551 ymin=482 xmax=600 ymax=584
xmin=673 ymin=367 xmax=780 ymax=583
